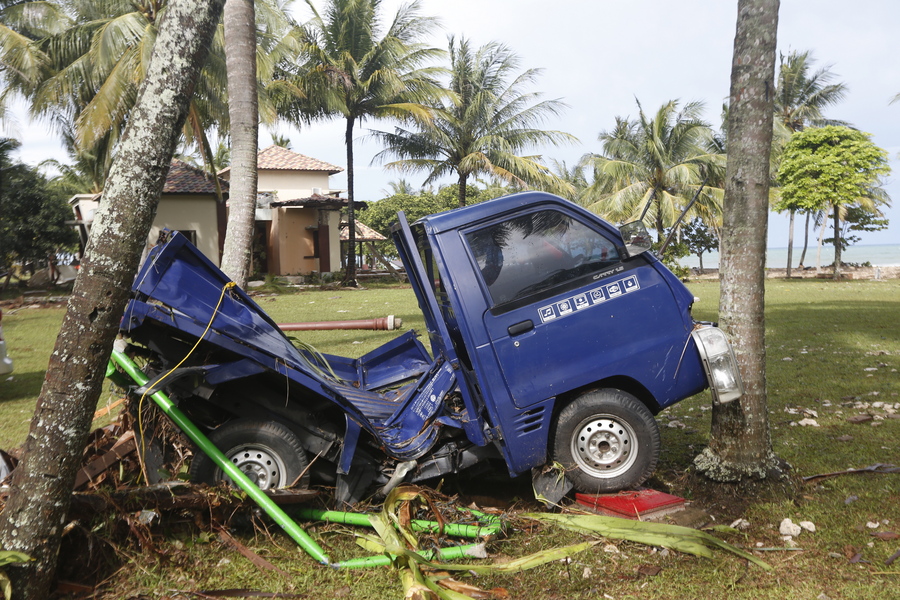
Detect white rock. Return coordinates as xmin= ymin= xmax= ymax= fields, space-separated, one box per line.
xmin=866 ymin=521 xmax=880 ymax=529
xmin=730 ymin=518 xmax=751 ymax=530
xmin=798 ymin=418 xmax=820 ymax=427
xmin=603 ymin=543 xmax=620 ymax=554
xmin=799 ymin=521 xmax=816 ymax=533
xmin=780 ymin=518 xmax=802 ymax=537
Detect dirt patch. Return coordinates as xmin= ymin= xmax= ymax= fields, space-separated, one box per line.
xmin=670 ymin=468 xmax=802 ymax=521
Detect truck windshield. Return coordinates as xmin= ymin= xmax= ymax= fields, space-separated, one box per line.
xmin=465 ymin=210 xmax=620 ymax=305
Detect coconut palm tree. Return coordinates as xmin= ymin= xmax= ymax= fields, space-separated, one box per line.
xmin=283 ymin=0 xmax=445 ymax=286
xmin=583 ymin=99 xmax=724 ymax=243
xmin=372 ymin=37 xmax=577 ymax=208
xmin=772 ymin=50 xmax=848 ymax=275
xmin=0 ymin=0 xmax=297 ymax=186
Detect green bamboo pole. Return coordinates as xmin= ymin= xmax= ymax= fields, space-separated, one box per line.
xmin=295 ymin=508 xmax=501 ymax=538
xmin=109 ymin=350 xmax=331 ymax=565
xmin=335 ymin=542 xmax=484 ymax=569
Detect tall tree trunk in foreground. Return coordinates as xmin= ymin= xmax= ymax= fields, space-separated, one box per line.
xmin=694 ymin=0 xmax=786 ymax=483
xmin=0 ymin=1 xmax=224 ymax=597
xmin=219 ymin=0 xmax=259 ymax=287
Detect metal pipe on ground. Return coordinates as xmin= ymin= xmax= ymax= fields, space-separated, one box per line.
xmin=107 ymin=350 xmax=332 ymax=565
xmin=278 ymin=315 xmax=402 ymax=331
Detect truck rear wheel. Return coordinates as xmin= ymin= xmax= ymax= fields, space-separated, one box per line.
xmin=190 ymin=419 xmax=310 ymax=490
xmin=551 ymin=389 xmax=659 ymax=493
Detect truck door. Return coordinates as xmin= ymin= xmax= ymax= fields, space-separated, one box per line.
xmin=466 ymin=207 xmax=689 ymax=409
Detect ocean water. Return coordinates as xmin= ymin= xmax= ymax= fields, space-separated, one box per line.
xmin=676 ymin=244 xmax=900 ymax=270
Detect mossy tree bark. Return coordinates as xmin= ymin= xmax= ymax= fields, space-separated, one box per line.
xmin=0 ymin=1 xmax=225 ymax=597
xmin=694 ymin=0 xmax=786 ymax=483
xmin=219 ymin=0 xmax=259 ymax=287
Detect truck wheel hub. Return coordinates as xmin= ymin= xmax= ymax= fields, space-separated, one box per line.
xmin=572 ymin=416 xmax=638 ymax=478
xmin=221 ymin=446 xmax=287 ymax=489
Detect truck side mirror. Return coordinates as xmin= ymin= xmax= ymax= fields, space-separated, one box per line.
xmin=618 ymin=221 xmax=652 ymax=258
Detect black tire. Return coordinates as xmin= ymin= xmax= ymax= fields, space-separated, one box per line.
xmin=189 ymin=419 xmax=310 ymax=490
xmin=551 ymin=389 xmax=660 ymax=493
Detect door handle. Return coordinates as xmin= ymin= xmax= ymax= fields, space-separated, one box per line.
xmin=507 ymin=320 xmax=534 ymax=336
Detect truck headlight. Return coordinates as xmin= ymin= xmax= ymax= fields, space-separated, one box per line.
xmin=691 ymin=327 xmax=743 ymax=405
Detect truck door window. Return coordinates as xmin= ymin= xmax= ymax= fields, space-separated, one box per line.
xmin=466 ymin=210 xmax=620 ymax=305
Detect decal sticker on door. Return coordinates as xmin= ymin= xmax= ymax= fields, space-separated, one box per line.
xmin=538 ymin=275 xmax=640 ymax=323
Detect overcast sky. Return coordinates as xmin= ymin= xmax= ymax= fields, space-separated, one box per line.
xmin=6 ymin=0 xmax=900 ymax=248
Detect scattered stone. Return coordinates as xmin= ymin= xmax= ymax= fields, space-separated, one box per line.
xmin=667 ymin=420 xmax=686 ymax=429
xmin=780 ymin=518 xmax=802 ymax=537
xmin=863 ymin=367 xmax=878 ymax=372
xmin=730 ymin=518 xmax=751 ymax=530
xmin=783 ymin=536 xmax=799 ymax=548
xmin=847 ymin=415 xmax=874 ymax=424
xmin=783 ymin=357 xmax=794 ymax=361
xmin=800 ymin=521 xmax=816 ymax=533
xmin=798 ymin=418 xmax=820 ymax=427
xmin=866 ymin=522 xmax=880 ymax=529
xmin=837 ymin=435 xmax=853 ymax=442
xmin=603 ymin=543 xmax=620 ymax=554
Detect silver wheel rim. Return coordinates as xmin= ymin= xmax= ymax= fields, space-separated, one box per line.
xmin=214 ymin=444 xmax=288 ymax=489
xmin=570 ymin=414 xmax=638 ymax=478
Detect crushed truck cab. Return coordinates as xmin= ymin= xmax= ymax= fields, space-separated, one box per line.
xmin=117 ymin=191 xmax=742 ymax=505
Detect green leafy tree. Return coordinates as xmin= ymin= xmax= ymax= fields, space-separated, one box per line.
xmin=0 ymin=138 xmax=78 ymax=275
xmin=373 ymin=36 xmax=576 ymax=208
xmin=773 ymin=50 xmax=848 ymax=275
xmin=681 ymin=217 xmax=719 ymax=274
xmin=583 ymin=100 xmax=724 ymax=242
xmin=283 ymin=0 xmax=445 ymax=286
xmin=777 ymin=125 xmax=890 ymax=279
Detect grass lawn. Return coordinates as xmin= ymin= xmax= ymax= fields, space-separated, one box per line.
xmin=1 ymin=278 xmax=898 ymax=599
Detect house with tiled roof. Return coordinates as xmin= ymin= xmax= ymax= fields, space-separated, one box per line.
xmin=219 ymin=145 xmax=346 ymax=276
xmin=69 ymin=160 xmax=227 ymax=266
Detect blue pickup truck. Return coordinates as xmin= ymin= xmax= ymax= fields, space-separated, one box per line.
xmin=119 ymin=191 xmax=742 ymax=505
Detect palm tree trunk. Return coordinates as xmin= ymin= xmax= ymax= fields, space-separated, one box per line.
xmin=457 ymin=172 xmax=467 ymax=207
xmin=220 ymin=0 xmax=259 ymax=287
xmin=832 ymin=205 xmax=842 ymax=280
xmin=0 ymin=2 xmax=224 ymax=597
xmin=344 ymin=116 xmax=358 ymax=287
xmin=786 ymin=209 xmax=794 ymax=277
xmin=695 ymin=0 xmax=783 ymax=484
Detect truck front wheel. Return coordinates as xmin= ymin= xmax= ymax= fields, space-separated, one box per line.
xmin=190 ymin=419 xmax=310 ymax=490
xmin=551 ymin=390 xmax=660 ymax=493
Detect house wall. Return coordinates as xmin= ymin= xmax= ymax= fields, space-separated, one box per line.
xmin=151 ymin=195 xmax=220 ymax=266
xmin=269 ymin=207 xmax=318 ymax=275
xmin=325 ymin=209 xmax=342 ymax=272
xmin=257 ymin=170 xmax=333 ymax=201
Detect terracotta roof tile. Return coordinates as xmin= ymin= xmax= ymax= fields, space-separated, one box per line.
xmin=216 ymin=145 xmax=343 ymax=174
xmin=163 ymin=160 xmax=228 ymax=195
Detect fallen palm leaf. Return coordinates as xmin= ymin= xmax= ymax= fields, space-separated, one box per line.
xmin=523 ymin=512 xmax=771 ymax=570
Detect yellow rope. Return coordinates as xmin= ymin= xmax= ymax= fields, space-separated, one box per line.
xmin=136 ymin=281 xmax=236 ymax=483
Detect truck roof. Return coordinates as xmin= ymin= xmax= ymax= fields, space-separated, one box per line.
xmin=414 ymin=191 xmax=615 ymax=235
